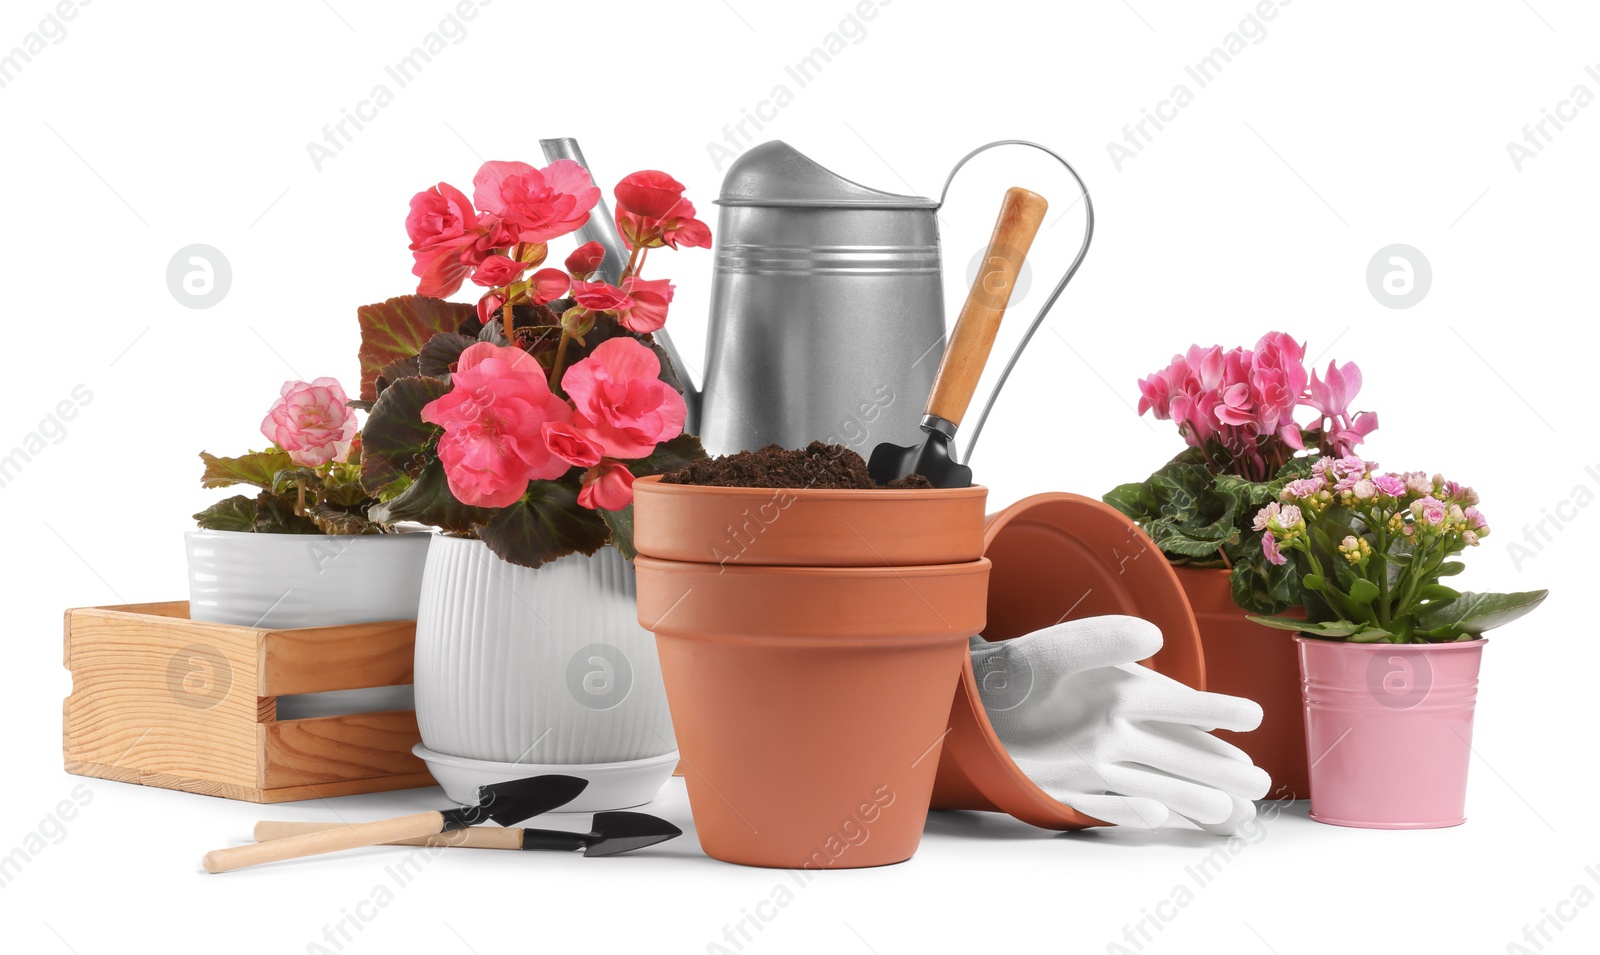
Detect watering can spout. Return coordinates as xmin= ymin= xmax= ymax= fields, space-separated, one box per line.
xmin=538 ymin=138 xmax=703 ymax=429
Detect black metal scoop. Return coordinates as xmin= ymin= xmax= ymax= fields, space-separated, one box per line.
xmin=518 ymin=811 xmax=683 ymax=857
xmin=867 ymin=187 xmax=1046 ymax=488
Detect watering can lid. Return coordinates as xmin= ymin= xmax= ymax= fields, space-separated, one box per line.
xmin=717 ymin=140 xmax=938 ymax=209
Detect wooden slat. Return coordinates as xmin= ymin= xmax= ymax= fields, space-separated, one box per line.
xmin=64 ymin=607 xmax=264 ymax=789
xmin=260 ymin=710 xmax=426 ymax=789
xmin=259 ymin=620 xmax=416 ymax=696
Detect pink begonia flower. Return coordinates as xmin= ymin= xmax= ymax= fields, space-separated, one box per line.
xmin=420 ymin=343 xmax=573 ymax=509
xmin=407 ymin=182 xmax=508 ymax=298
xmin=261 ymin=378 xmax=359 ymax=467
xmin=473 ymin=159 xmax=600 ymax=244
xmin=471 ymin=254 xmax=532 ymax=288
xmin=542 ymin=420 xmax=603 ymax=468
xmin=528 ymin=268 xmax=572 ymax=306
xmin=614 ymin=170 xmax=689 ymax=220
xmin=406 ymin=182 xmax=478 ymax=253
xmin=571 ymin=279 xmax=632 ymax=314
xmin=562 ymin=338 xmax=686 ymax=460
xmin=616 ymin=277 xmax=674 ymax=333
xmin=578 ymin=461 xmax=635 ymax=511
xmin=476 ymin=290 xmax=506 ymax=326
xmin=1372 ymin=474 xmax=1407 ymax=498
xmin=1262 ymin=532 xmax=1286 ymax=566
xmin=565 ymin=241 xmax=607 ymax=280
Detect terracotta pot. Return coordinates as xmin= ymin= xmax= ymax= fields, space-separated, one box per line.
xmin=631 ymin=475 xmax=987 ymax=567
xmin=931 ymin=493 xmax=1206 ymax=829
xmin=633 ymin=480 xmax=988 ymax=868
xmin=1175 ymin=567 xmax=1310 ymax=800
xmin=1298 ymin=636 xmax=1485 ymax=829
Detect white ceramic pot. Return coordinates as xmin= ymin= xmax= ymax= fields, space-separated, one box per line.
xmin=185 ymin=529 xmax=432 ymax=629
xmin=414 ymin=535 xmax=676 ymax=768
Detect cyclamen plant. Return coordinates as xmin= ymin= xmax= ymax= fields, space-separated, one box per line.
xmin=196 ymin=378 xmax=386 ymax=535
xmin=356 ymin=159 xmax=709 ymax=569
xmin=1247 ymin=457 xmax=1545 ymax=643
xmin=1106 ymin=333 xmax=1377 ymax=613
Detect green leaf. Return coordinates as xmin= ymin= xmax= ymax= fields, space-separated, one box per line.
xmin=360 ymin=376 xmax=450 ymax=498
xmin=1437 ymin=561 xmax=1466 ymax=577
xmin=599 ymin=504 xmax=636 ymax=560
xmin=477 ymin=479 xmax=610 ymax=568
xmin=1246 ymin=615 xmax=1367 ymax=638
xmin=1417 ymin=583 xmax=1462 ymax=602
xmin=200 ymin=450 xmax=294 ymax=490
xmin=1413 ymin=590 xmax=1549 ymax=637
xmin=357 ymin=296 xmax=477 ymax=401
xmin=367 ymin=459 xmax=493 ymax=535
xmin=270 ymin=467 xmax=321 ymax=498
xmin=1228 ymin=552 xmax=1303 ymax=614
xmin=1348 ymin=578 xmax=1381 ymax=608
xmin=627 ymin=433 xmax=707 ymax=477
xmin=252 ymin=493 xmax=322 ymax=534
xmin=1104 ymin=481 xmax=1159 ymax=522
xmin=193 ymin=495 xmax=260 ymax=532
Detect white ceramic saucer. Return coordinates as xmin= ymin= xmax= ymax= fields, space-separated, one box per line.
xmin=413 ymin=744 xmax=678 ymax=813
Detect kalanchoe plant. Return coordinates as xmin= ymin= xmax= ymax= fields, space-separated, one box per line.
xmin=196 ymin=378 xmax=385 ymax=535
xmin=1246 ymin=458 xmax=1546 ymax=643
xmin=1105 ymin=333 xmax=1377 ymax=613
xmin=357 ymin=160 xmax=708 ymax=569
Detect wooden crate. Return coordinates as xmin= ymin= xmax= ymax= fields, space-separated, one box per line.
xmin=64 ymin=601 xmax=435 ymax=803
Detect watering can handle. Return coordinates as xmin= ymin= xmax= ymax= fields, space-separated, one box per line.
xmin=936 ymin=141 xmax=1095 ymax=462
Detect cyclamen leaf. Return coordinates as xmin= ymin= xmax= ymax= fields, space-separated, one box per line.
xmin=200 ymin=450 xmax=294 ymax=490
xmin=357 ymin=296 xmax=477 ymax=401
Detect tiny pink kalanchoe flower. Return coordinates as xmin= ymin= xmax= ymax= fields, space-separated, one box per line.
xmin=1412 ymin=496 xmax=1447 ymax=526
xmin=261 ymin=378 xmax=360 ymax=467
xmin=1283 ymin=477 xmax=1324 ymax=500
xmin=1351 ymin=478 xmax=1376 ymax=500
xmin=1372 ymin=474 xmax=1407 ymax=498
xmin=1261 ymin=531 xmax=1286 ymax=566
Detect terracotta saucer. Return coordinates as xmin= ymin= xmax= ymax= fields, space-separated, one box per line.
xmin=929 ymin=492 xmax=1206 ymax=830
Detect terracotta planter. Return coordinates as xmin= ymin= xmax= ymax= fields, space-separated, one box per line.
xmin=633 ymin=476 xmax=988 ymax=868
xmin=1175 ymin=567 xmax=1310 ymax=800
xmin=1297 ymin=636 xmax=1485 ymax=829
xmin=931 ymin=493 xmax=1206 ymax=829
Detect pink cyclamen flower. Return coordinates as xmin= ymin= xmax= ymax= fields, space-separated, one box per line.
xmin=1372 ymin=474 xmax=1407 ymax=498
xmin=528 ymin=268 xmax=572 ymax=306
xmin=563 ymin=337 xmax=687 ymax=460
xmin=542 ymin=420 xmax=603 ymax=468
xmin=564 ymin=241 xmax=607 ymax=280
xmin=616 ymin=277 xmax=674 ymax=333
xmin=261 ymin=378 xmax=359 ymax=467
xmin=1261 ymin=532 xmax=1286 ymax=566
xmin=578 ymin=461 xmax=636 ymax=511
xmin=471 ymin=254 xmax=532 ymax=288
xmin=420 ymin=343 xmax=574 ymax=509
xmin=473 ymin=159 xmax=600 ymax=244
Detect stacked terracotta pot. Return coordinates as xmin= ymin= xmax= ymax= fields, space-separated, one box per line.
xmin=632 ymin=476 xmax=990 ymax=868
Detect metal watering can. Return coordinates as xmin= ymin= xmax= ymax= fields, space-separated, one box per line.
xmin=542 ymin=138 xmax=1094 ymax=460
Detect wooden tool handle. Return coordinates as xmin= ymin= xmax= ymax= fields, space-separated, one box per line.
xmin=202 ymin=810 xmax=448 ymax=873
xmin=925 ymin=186 xmax=1048 ymax=425
xmin=251 ymin=820 xmax=524 ymax=850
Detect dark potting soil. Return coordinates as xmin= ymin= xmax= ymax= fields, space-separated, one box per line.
xmin=661 ymin=442 xmax=935 ymax=490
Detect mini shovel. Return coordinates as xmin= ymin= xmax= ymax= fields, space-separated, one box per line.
xmin=202 ymin=774 xmax=588 ymax=874
xmin=868 ymin=186 xmax=1048 ymax=488
xmin=252 ymin=810 xmax=682 ymax=858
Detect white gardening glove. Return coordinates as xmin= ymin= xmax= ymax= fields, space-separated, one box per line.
xmin=970 ymin=616 xmax=1270 ymax=834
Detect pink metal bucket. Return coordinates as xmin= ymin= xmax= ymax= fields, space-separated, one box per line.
xmin=1296 ymin=636 xmax=1485 ymax=829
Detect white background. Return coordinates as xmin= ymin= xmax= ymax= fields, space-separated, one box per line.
xmin=2 ymin=0 xmax=1593 ymax=952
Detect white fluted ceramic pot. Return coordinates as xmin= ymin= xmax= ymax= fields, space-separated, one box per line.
xmin=185 ymin=529 xmax=432 ymax=628
xmin=412 ymin=535 xmax=677 ymax=810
